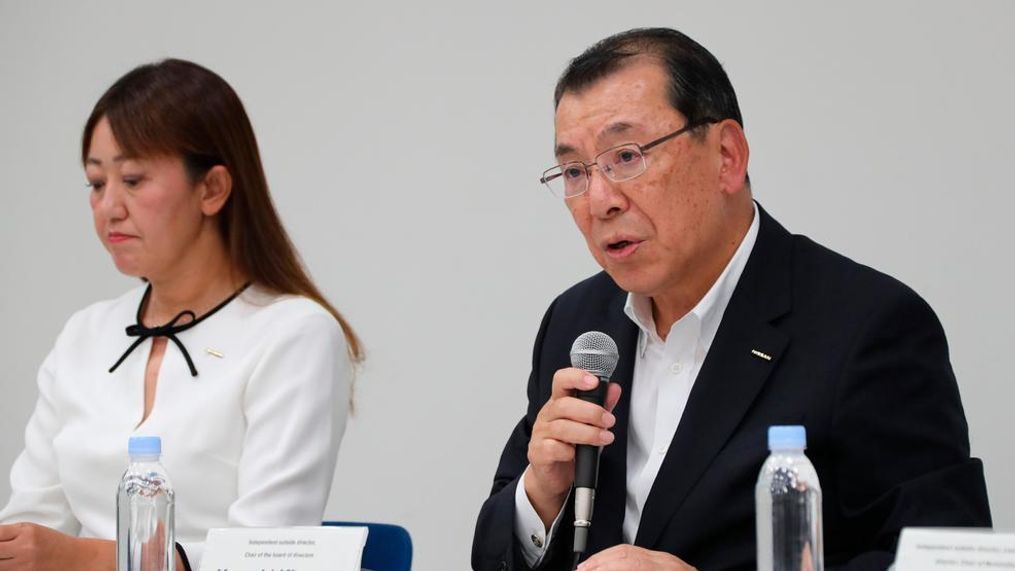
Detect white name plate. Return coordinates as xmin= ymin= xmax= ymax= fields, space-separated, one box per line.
xmin=895 ymin=528 xmax=1015 ymax=570
xmin=199 ymin=526 xmax=368 ymax=571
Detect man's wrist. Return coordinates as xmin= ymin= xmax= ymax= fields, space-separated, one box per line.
xmin=523 ymin=468 xmax=569 ymax=529
xmin=515 ymin=468 xmax=572 ymax=568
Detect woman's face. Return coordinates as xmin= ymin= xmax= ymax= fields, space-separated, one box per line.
xmin=85 ymin=117 xmax=208 ymax=281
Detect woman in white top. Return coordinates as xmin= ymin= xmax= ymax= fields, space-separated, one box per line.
xmin=0 ymin=59 xmax=363 ymax=570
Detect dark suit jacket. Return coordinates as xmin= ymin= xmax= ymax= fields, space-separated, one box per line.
xmin=472 ymin=206 xmax=991 ymax=570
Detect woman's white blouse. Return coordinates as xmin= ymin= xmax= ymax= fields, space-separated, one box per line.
xmin=0 ymin=285 xmax=350 ymax=568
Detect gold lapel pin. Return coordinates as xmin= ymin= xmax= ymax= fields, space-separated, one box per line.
xmin=751 ymin=349 xmax=772 ymax=361
xmin=205 ymin=348 xmax=225 ymax=359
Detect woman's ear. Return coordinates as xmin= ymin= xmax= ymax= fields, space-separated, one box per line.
xmin=199 ymin=165 xmax=233 ymax=216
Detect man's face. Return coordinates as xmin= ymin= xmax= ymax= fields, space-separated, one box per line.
xmin=554 ymin=58 xmax=734 ymax=300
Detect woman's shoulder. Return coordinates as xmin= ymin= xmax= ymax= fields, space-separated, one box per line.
xmin=231 ymin=286 xmax=350 ymax=363
xmin=234 ymin=285 xmax=341 ymax=330
xmin=60 ymin=285 xmax=148 ymax=337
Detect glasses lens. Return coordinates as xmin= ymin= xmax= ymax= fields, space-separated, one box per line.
xmin=600 ymin=145 xmax=646 ymax=182
xmin=542 ymin=163 xmax=587 ymax=198
xmin=561 ymin=162 xmax=588 ymax=197
xmin=541 ymin=166 xmax=565 ymax=198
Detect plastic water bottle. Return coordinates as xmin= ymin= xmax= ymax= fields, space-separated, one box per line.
xmin=117 ymin=436 xmax=175 ymax=571
xmin=756 ymin=425 xmax=823 ymax=571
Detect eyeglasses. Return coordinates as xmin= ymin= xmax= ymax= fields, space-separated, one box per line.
xmin=539 ymin=119 xmax=717 ymax=199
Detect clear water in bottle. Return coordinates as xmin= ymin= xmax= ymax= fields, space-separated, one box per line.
xmin=756 ymin=425 xmax=823 ymax=571
xmin=116 ymin=436 xmax=175 ymax=571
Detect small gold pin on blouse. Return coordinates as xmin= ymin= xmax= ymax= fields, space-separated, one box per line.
xmin=751 ymin=349 xmax=773 ymax=361
xmin=205 ymin=348 xmax=225 ymax=358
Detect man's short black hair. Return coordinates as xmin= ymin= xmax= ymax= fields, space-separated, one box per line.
xmin=554 ymin=28 xmax=745 ymax=131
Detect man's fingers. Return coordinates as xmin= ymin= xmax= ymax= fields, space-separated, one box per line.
xmin=577 ymin=544 xmax=695 ymax=571
xmin=551 ymin=368 xmax=600 ymax=399
xmin=604 ymin=382 xmax=622 ymax=413
xmin=529 ymin=438 xmax=576 ymax=464
xmin=545 ymin=418 xmax=615 ymax=447
xmin=547 ymin=397 xmax=616 ymax=428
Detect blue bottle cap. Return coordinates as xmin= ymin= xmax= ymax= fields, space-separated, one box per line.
xmin=768 ymin=425 xmax=806 ymax=450
xmin=128 ymin=436 xmax=162 ymax=457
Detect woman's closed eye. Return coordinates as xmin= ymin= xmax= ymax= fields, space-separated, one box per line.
xmin=122 ymin=175 xmax=145 ymax=189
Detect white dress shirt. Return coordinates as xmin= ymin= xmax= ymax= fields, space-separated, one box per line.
xmin=0 ymin=284 xmax=350 ymax=569
xmin=516 ymin=203 xmax=759 ymax=564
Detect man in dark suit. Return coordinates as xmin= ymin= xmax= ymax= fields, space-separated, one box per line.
xmin=472 ymin=28 xmax=991 ymax=571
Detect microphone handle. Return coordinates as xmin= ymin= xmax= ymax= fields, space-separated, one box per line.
xmin=574 ymin=376 xmax=609 ymax=490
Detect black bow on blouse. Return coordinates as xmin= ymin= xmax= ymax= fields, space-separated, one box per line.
xmin=109 ymin=283 xmax=249 ymax=377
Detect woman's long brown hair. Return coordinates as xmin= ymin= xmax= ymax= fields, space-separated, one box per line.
xmin=81 ymin=58 xmax=363 ymax=366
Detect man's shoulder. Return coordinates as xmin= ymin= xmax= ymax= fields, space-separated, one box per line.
xmin=552 ymin=271 xmax=625 ymax=314
xmin=786 ymin=228 xmax=931 ymax=319
xmin=794 ymin=232 xmax=916 ymax=293
xmin=757 ymin=206 xmax=913 ymax=300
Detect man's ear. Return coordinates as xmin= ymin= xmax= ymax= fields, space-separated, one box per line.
xmin=199 ymin=165 xmax=233 ymax=216
xmin=716 ymin=119 xmax=749 ymax=195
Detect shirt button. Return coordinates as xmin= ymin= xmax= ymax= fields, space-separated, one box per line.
xmin=670 ymin=362 xmax=682 ymax=374
xmin=530 ymin=533 xmax=543 ymax=548
xmin=657 ymin=446 xmax=667 ymax=455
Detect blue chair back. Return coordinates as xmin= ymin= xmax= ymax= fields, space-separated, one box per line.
xmin=322 ymin=521 xmax=412 ymax=571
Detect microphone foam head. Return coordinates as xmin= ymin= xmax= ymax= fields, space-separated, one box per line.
xmin=570 ymin=331 xmax=620 ymax=378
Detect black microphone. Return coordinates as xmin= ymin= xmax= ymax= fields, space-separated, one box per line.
xmin=569 ymin=331 xmax=620 ymax=559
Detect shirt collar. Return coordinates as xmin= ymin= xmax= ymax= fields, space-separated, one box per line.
xmin=623 ymin=201 xmax=761 ymax=356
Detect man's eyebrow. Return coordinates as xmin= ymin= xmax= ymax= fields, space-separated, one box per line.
xmin=554 ymin=122 xmax=637 ymax=159
xmin=554 ymin=142 xmax=577 ymax=159
xmin=600 ymin=121 xmax=634 ymax=139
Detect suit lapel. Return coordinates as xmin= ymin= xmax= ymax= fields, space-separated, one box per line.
xmin=634 ymin=205 xmax=795 ymax=549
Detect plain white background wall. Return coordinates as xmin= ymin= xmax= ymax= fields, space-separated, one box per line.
xmin=1 ymin=2 xmax=1012 ymax=569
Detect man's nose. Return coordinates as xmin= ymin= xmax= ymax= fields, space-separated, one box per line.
xmin=585 ymin=167 xmax=627 ymax=219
